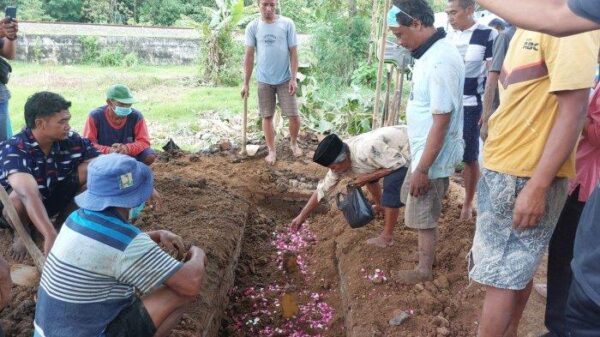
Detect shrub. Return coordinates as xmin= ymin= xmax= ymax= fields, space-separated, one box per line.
xmin=80 ymin=36 xmax=100 ymax=64
xmin=311 ymin=15 xmax=370 ymax=86
xmin=123 ymin=52 xmax=139 ymax=67
xmin=97 ymin=48 xmax=124 ymax=67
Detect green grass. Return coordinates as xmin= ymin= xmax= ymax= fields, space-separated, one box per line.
xmin=7 ymin=62 xmax=258 ymax=134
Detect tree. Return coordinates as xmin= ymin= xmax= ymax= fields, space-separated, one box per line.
xmin=198 ymin=0 xmax=245 ymax=85
xmin=43 ymin=0 xmax=83 ymax=21
xmin=139 ymin=0 xmax=183 ymax=25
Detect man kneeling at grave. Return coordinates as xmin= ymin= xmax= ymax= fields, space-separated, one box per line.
xmin=33 ymin=153 xmax=207 ymax=337
xmin=0 ymin=92 xmax=101 ymax=259
xmin=291 ymin=126 xmax=410 ymax=247
xmin=84 ymin=84 xmax=156 ymax=165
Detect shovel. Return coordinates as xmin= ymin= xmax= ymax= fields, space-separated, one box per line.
xmin=0 ymin=187 xmax=45 ymax=272
xmin=240 ymin=95 xmax=248 ymax=156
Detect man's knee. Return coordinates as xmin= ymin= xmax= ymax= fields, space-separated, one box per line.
xmin=77 ymin=162 xmax=90 ymax=186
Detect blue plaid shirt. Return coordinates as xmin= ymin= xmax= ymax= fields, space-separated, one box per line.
xmin=0 ymin=128 xmax=100 ymax=199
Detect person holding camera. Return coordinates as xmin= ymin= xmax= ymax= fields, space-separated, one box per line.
xmin=0 ymin=13 xmax=17 ymax=142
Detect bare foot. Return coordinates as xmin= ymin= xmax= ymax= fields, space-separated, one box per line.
xmin=290 ymin=143 xmax=303 ymax=157
xmin=534 ymin=283 xmax=547 ymax=298
xmin=460 ymin=205 xmax=473 ymax=221
xmin=265 ymin=151 xmax=277 ymax=165
xmin=10 ymin=236 xmax=27 ymax=261
xmin=366 ymin=235 xmax=394 ymax=248
xmin=394 ymin=268 xmax=432 ymax=284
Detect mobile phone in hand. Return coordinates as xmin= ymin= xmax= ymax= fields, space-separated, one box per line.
xmin=5 ymin=6 xmax=16 ymax=20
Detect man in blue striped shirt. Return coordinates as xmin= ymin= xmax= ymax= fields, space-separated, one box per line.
xmin=446 ymin=0 xmax=497 ymax=220
xmin=33 ymin=153 xmax=207 ymax=337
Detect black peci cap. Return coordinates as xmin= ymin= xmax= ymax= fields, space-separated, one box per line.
xmin=313 ymin=134 xmax=344 ymax=167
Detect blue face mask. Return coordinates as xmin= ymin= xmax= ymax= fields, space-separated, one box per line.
xmin=129 ymin=202 xmax=145 ymax=220
xmin=114 ymin=106 xmax=132 ymax=117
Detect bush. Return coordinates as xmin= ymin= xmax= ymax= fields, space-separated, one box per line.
xmin=80 ymin=36 xmax=100 ymax=64
xmin=351 ymin=62 xmax=378 ymax=88
xmin=97 ymin=48 xmax=124 ymax=67
xmin=311 ymin=15 xmax=370 ymax=86
xmin=123 ymin=52 xmax=139 ymax=67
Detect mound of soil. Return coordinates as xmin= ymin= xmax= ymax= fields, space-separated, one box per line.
xmin=0 ymin=140 xmax=548 ymax=336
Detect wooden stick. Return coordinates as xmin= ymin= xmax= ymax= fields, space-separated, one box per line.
xmin=0 ymin=188 xmax=45 ymax=271
xmin=241 ymin=96 xmax=248 ymax=156
xmin=372 ymin=0 xmax=391 ymax=130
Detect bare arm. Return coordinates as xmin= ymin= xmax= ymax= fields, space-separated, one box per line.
xmin=480 ymin=71 xmax=500 ymax=141
xmin=7 ymin=173 xmax=57 ymax=255
xmin=513 ymin=88 xmax=590 ymax=229
xmin=351 ymin=168 xmax=393 ymax=187
xmin=476 ymin=0 xmax=600 ymax=37
xmin=164 ymin=246 xmax=206 ymax=297
xmin=241 ymin=47 xmax=255 ymax=98
xmin=410 ymin=113 xmax=451 ymax=197
xmin=291 ymin=191 xmax=319 ymax=230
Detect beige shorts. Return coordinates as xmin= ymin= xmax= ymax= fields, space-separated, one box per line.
xmin=257 ymin=81 xmax=299 ymax=118
xmin=400 ymin=169 xmax=449 ymax=229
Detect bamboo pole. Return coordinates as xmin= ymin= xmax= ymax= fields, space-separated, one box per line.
xmin=372 ymin=0 xmax=391 ymax=130
xmin=241 ymin=96 xmax=248 ymax=156
xmin=367 ymin=0 xmax=380 ymax=65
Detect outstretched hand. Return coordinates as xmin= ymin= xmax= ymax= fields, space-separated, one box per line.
xmin=291 ymin=214 xmax=306 ymax=231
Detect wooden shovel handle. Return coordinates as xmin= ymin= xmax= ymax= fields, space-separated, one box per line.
xmin=241 ymin=96 xmax=248 ymax=156
xmin=0 ymin=187 xmax=45 ymax=271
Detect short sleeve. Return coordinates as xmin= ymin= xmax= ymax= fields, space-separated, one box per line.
xmin=429 ymin=62 xmax=461 ymax=114
xmin=245 ymin=20 xmax=257 ymax=47
xmin=546 ymin=32 xmax=600 ymax=93
xmin=485 ymin=29 xmax=498 ymax=61
xmin=0 ymin=141 xmax=32 ymax=179
xmin=568 ymin=0 xmax=600 ymax=23
xmin=359 ymin=137 xmax=408 ymax=171
xmin=490 ymin=33 xmax=508 ymax=72
xmin=316 ymin=170 xmax=341 ymax=202
xmin=116 ymin=233 xmax=183 ymax=294
xmin=287 ymin=19 xmax=298 ymax=48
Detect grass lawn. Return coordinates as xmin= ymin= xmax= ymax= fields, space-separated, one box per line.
xmin=7 ymin=62 xmax=258 ymax=135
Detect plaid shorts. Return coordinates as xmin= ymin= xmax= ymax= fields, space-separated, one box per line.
xmin=257 ymin=81 xmax=298 ymax=118
xmin=468 ymin=168 xmax=568 ymax=290
xmin=400 ymin=169 xmax=449 ymax=229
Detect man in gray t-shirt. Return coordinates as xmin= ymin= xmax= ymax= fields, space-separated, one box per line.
xmin=241 ymin=0 xmax=302 ymax=165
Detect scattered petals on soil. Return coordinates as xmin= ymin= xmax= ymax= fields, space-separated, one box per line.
xmin=227 ymin=226 xmax=334 ymax=336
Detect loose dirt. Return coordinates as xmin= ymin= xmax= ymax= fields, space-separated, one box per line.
xmin=0 ymin=134 xmax=548 ymax=336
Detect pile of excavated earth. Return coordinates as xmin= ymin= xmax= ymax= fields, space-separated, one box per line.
xmin=0 ymin=133 xmax=548 ymax=337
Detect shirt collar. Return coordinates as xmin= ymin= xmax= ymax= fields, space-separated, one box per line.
xmin=452 ymin=21 xmax=478 ymax=34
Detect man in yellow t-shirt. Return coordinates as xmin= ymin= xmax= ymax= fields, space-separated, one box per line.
xmin=468 ymin=28 xmax=600 ymax=337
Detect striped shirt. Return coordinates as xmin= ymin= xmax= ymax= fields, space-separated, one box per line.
xmin=448 ymin=22 xmax=497 ymax=107
xmin=33 ymin=209 xmax=182 ymax=337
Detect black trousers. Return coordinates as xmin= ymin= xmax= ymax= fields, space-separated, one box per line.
xmin=545 ymin=188 xmax=586 ymax=336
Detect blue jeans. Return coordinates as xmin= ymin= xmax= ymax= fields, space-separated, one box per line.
xmin=0 ymin=99 xmax=12 ymax=141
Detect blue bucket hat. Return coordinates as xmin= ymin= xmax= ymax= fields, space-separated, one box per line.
xmin=75 ymin=153 xmax=154 ymax=211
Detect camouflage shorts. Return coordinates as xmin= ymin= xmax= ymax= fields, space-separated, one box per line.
xmin=468 ymin=168 xmax=568 ymax=290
